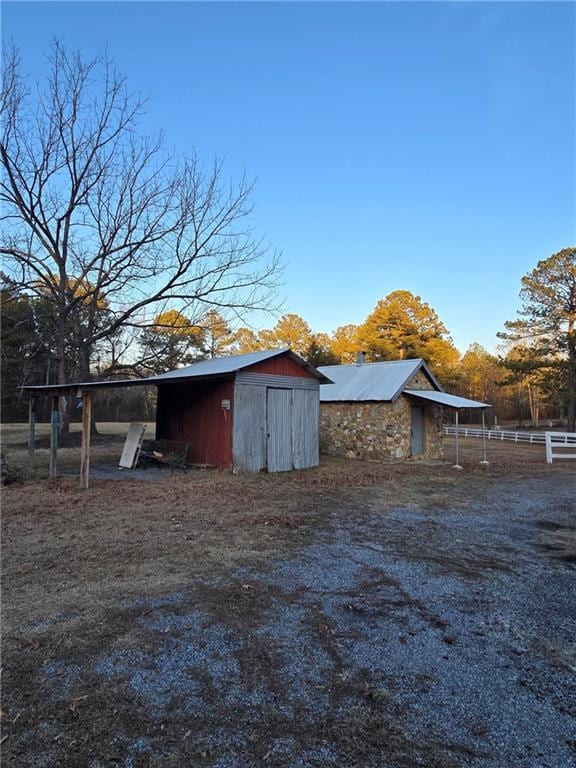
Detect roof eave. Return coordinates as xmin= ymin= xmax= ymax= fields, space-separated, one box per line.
xmin=22 ymin=377 xmax=159 ymax=395
xmin=405 ymin=390 xmax=492 ymax=409
xmin=320 ymin=397 xmax=393 ymax=403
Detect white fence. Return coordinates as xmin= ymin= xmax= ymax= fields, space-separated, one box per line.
xmin=545 ymin=432 xmax=576 ymax=464
xmin=443 ymin=426 xmax=547 ymax=444
xmin=443 ymin=426 xmax=576 ymax=462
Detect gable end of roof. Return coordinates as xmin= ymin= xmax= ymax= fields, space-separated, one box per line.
xmin=394 ymin=360 xmax=443 ymax=400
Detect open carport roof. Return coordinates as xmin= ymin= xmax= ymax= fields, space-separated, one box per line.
xmin=22 ymin=348 xmax=332 ymax=396
xmin=22 ymin=377 xmax=158 ymax=396
xmin=405 ymin=390 xmax=491 ymax=409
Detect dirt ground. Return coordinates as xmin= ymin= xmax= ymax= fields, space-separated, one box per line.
xmin=1 ymin=424 xmax=575 ymax=767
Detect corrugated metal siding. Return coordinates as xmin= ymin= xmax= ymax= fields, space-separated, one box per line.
xmin=245 ymin=355 xmax=317 ymax=378
xmin=232 ymin=383 xmax=267 ymax=472
xmin=156 ymin=380 xmax=234 ymax=466
xmin=292 ymin=388 xmax=319 ymax=469
xmin=266 ymin=389 xmax=293 ymax=472
xmin=235 ymin=373 xmax=319 ymax=389
xmin=233 ymin=381 xmax=321 ymax=472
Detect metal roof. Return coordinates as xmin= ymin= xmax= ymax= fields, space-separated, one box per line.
xmin=318 ymin=359 xmax=441 ymax=402
xmin=152 ymin=348 xmax=332 ymax=383
xmin=23 ymin=377 xmax=158 ymax=395
xmin=405 ymin=390 xmax=491 ymax=409
xmin=23 ymin=349 xmax=331 ymax=395
xmin=151 ymin=349 xmax=280 ymax=381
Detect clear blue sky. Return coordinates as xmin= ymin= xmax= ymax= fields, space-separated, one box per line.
xmin=3 ymin=1 xmax=575 ymax=353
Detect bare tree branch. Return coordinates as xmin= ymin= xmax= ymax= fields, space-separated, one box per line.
xmin=1 ymin=41 xmax=281 ymax=413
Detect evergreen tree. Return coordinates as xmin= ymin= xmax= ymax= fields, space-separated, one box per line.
xmin=0 ymin=278 xmax=52 ymax=420
xmin=499 ymin=248 xmax=576 ymax=430
xmin=259 ymin=313 xmax=312 ymax=356
xmin=201 ymin=310 xmax=235 ymax=358
xmin=328 ymin=324 xmax=361 ymax=363
xmin=303 ymin=334 xmax=340 ymax=367
xmin=356 ymin=290 xmax=460 ymax=383
xmin=138 ymin=310 xmax=205 ymax=374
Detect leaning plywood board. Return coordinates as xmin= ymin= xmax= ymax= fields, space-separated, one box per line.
xmin=119 ymin=423 xmax=147 ymax=469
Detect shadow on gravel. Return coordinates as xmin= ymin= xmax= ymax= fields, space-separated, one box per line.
xmin=13 ymin=511 xmax=575 ymax=768
xmin=3 ymin=473 xmax=576 ymax=768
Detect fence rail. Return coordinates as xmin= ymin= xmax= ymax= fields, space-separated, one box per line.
xmin=443 ymin=426 xmax=549 ymax=444
xmin=545 ymin=431 xmax=576 ymax=464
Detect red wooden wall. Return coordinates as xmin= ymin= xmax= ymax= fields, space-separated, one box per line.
xmin=244 ymin=354 xmax=316 ymax=378
xmin=156 ymin=379 xmax=234 ymax=467
xmin=154 ymin=353 xmax=317 ymax=468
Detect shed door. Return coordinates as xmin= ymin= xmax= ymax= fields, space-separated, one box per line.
xmin=411 ymin=405 xmax=424 ymax=456
xmin=292 ymin=389 xmax=319 ymax=469
xmin=267 ymin=388 xmax=293 ymax=472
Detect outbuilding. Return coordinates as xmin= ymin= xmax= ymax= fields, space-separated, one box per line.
xmin=153 ymin=349 xmax=331 ymax=472
xmin=317 ymin=356 xmax=489 ymax=462
xmin=23 ymin=349 xmax=332 ymax=487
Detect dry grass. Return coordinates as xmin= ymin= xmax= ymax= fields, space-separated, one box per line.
xmin=1 ymin=421 xmax=155 ymax=481
xmin=1 ymin=419 xmax=569 ymax=483
xmin=2 ymin=422 xmax=574 ymax=767
xmin=2 ymin=421 xmax=571 ymax=630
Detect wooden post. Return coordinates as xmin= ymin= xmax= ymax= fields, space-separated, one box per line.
xmin=49 ymin=396 xmax=59 ymax=479
xmin=80 ymin=391 xmax=92 ymax=490
xmin=28 ymin=396 xmax=37 ymax=469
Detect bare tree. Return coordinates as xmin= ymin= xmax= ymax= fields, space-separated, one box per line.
xmin=1 ymin=42 xmax=279 ymax=430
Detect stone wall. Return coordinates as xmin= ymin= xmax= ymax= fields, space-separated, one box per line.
xmin=406 ymin=369 xmax=436 ymax=391
xmin=319 ymin=369 xmax=444 ymax=462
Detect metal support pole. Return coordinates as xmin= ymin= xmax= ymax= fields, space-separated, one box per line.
xmin=452 ymin=409 xmax=463 ymax=470
xmin=49 ymin=396 xmax=59 ymax=479
xmin=480 ymin=408 xmax=490 ymax=467
xmin=28 ymin=396 xmax=37 ymax=469
xmin=80 ymin=391 xmax=92 ymax=490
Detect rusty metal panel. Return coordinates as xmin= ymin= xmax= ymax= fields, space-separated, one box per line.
xmin=267 ymin=388 xmax=293 ymax=472
xmin=292 ymin=389 xmax=319 ymax=469
xmin=232 ymin=383 xmax=267 ymax=472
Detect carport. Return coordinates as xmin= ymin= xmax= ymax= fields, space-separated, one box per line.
xmin=404 ymin=389 xmax=492 ymax=469
xmin=23 ymin=377 xmax=156 ymax=489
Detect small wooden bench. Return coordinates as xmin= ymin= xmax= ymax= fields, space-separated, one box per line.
xmin=139 ymin=439 xmax=190 ymax=472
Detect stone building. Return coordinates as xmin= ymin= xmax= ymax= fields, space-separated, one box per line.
xmin=317 ymin=357 xmax=446 ymax=461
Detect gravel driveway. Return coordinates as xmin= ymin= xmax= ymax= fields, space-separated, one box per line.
xmin=2 ymin=453 xmax=575 ymax=767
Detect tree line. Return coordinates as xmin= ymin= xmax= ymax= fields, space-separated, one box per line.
xmin=2 ymin=42 xmax=574 ymax=430
xmin=3 ymin=262 xmax=575 ymax=429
